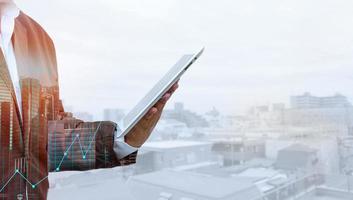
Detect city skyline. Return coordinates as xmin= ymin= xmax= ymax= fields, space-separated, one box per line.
xmin=46 ymin=90 xmax=353 ymax=199
xmin=15 ymin=0 xmax=353 ymax=117
xmin=8 ymin=1 xmax=353 ymax=199
xmin=66 ymin=92 xmax=353 ymax=121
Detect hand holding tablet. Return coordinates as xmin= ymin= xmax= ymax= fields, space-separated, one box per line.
xmin=117 ymin=48 xmax=205 ymax=147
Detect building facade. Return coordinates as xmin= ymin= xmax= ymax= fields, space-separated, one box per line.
xmin=290 ymin=93 xmax=351 ymax=109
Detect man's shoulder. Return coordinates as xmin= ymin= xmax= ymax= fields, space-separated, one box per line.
xmin=16 ymin=11 xmax=54 ymax=44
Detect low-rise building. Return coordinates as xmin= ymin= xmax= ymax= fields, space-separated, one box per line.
xmin=267 ymin=138 xmax=340 ymax=174
xmin=211 ymin=138 xmax=265 ymax=166
xmin=135 ymin=140 xmax=215 ymax=174
xmin=275 ymin=144 xmax=319 ymax=173
xmin=48 ymin=168 xmax=135 ymax=200
xmin=127 ymin=170 xmax=262 ymax=200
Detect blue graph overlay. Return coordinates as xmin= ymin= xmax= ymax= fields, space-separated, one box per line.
xmin=0 ymin=122 xmax=102 ymax=192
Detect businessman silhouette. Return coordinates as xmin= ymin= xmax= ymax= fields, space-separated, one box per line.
xmin=0 ymin=1 xmax=178 ymax=199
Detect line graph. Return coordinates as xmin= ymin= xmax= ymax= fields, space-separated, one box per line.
xmin=0 ymin=122 xmax=102 ymax=192
xmin=0 ymin=170 xmax=48 ymax=192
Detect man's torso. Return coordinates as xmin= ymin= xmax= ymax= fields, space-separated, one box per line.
xmin=0 ymin=8 xmax=63 ymax=199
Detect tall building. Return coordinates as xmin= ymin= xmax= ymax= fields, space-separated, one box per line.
xmin=16 ymin=78 xmax=65 ymax=191
xmin=103 ymin=109 xmax=124 ymax=122
xmin=0 ymin=73 xmax=25 ymax=195
xmin=1 ymin=102 xmax=11 ymax=149
xmin=21 ymin=78 xmax=50 ymax=182
xmin=163 ymin=103 xmax=209 ymax=128
xmin=21 ymin=78 xmax=41 ymax=156
xmin=290 ymin=92 xmax=351 ymax=109
xmin=42 ymin=86 xmax=62 ymax=121
xmin=48 ymin=120 xmax=96 ymax=171
xmin=285 ymin=93 xmax=353 ymax=135
xmin=0 ymin=76 xmax=13 ymax=150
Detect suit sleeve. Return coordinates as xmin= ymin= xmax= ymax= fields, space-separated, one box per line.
xmin=44 ymin=33 xmax=138 ymax=172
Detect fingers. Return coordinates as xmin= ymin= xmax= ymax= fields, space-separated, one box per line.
xmin=144 ymin=82 xmax=179 ymax=120
xmin=145 ymin=92 xmax=171 ymax=120
xmin=169 ymin=82 xmax=179 ymax=94
xmin=145 ymin=107 xmax=158 ymax=120
xmin=161 ymin=92 xmax=172 ymax=103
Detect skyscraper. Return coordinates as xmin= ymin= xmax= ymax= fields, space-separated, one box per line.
xmin=0 ymin=76 xmax=13 ymax=150
xmin=21 ymin=78 xmax=44 ymax=182
xmin=103 ymin=109 xmax=125 ymax=122
xmin=0 ymin=69 xmax=24 ymax=198
xmin=1 ymin=102 xmax=11 ymax=150
xmin=48 ymin=120 xmax=96 ymax=171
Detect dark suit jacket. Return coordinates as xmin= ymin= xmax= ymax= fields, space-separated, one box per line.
xmin=0 ymin=11 xmax=137 ymax=200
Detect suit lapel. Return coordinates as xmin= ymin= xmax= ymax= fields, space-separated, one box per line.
xmin=12 ymin=11 xmax=29 ymax=77
xmin=0 ymin=54 xmax=16 ymax=97
xmin=11 ymin=11 xmax=30 ymax=147
xmin=0 ymin=12 xmax=29 ymax=132
xmin=0 ymin=51 xmax=23 ymax=130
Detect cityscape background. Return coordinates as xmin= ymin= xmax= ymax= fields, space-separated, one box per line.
xmin=11 ymin=0 xmax=353 ymax=199
xmin=47 ymin=93 xmax=353 ymax=200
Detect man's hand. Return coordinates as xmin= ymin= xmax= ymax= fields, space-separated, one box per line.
xmin=124 ymin=82 xmax=179 ymax=148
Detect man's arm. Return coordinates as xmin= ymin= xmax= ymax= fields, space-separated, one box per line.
xmin=48 ymin=83 xmax=178 ymax=172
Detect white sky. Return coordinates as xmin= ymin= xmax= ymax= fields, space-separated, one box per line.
xmin=15 ymin=0 xmax=353 ymax=119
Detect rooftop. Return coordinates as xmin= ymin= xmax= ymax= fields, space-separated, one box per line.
xmin=237 ymin=168 xmax=285 ymax=179
xmin=296 ymin=187 xmax=353 ymax=200
xmin=128 ymin=170 xmax=262 ymax=199
xmin=48 ymin=167 xmax=135 ymax=200
xmin=142 ymin=140 xmax=212 ymax=150
xmin=282 ymin=143 xmax=318 ymax=153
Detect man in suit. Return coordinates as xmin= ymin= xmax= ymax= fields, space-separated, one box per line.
xmin=0 ymin=1 xmax=178 ymax=199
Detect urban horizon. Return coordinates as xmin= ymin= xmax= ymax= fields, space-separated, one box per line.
xmin=66 ymin=92 xmax=353 ymax=121
xmin=10 ymin=0 xmax=353 ymax=199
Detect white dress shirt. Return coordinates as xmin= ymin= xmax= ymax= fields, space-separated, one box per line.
xmin=0 ymin=5 xmax=137 ymax=160
xmin=0 ymin=5 xmax=21 ymax=116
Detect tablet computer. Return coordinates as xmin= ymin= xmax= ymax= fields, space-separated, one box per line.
xmin=115 ymin=48 xmax=204 ymax=137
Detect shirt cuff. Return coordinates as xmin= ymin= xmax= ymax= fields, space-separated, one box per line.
xmin=113 ymin=131 xmax=139 ymax=159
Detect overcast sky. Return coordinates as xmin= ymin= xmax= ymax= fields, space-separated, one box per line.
xmin=15 ymin=0 xmax=353 ymax=119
